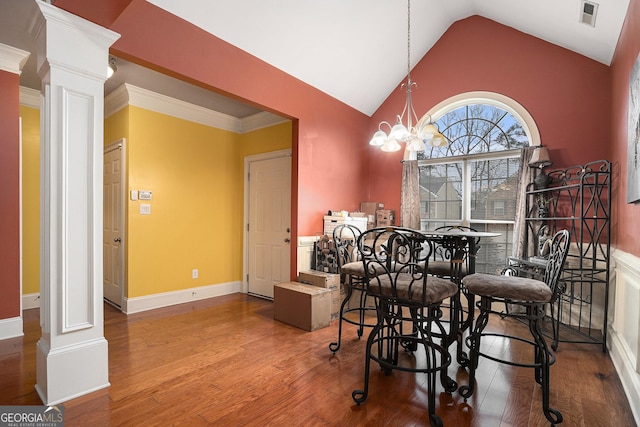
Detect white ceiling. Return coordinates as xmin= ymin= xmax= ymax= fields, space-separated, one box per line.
xmin=148 ymin=0 xmax=631 ymax=116
xmin=0 ymin=0 xmax=631 ymax=118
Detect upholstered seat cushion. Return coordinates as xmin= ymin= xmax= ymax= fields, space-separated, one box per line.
xmin=340 ymin=261 xmax=366 ymax=277
xmin=462 ymin=273 xmax=552 ymax=303
xmin=341 ymin=261 xmax=400 ymax=278
xmin=427 ymin=260 xmax=469 ymax=277
xmin=370 ymin=273 xmax=458 ymax=304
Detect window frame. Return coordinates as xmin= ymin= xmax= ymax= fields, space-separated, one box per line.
xmin=418 ymin=148 xmax=522 ymax=228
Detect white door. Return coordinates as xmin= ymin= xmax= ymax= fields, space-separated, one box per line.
xmin=248 ymin=155 xmax=291 ymax=299
xmin=103 ymin=140 xmax=125 ymax=307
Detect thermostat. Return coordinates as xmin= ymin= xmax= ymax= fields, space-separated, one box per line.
xmin=139 ymin=190 xmax=152 ymax=200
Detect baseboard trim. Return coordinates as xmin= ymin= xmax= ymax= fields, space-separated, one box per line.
xmin=23 ymin=292 xmax=40 ymax=310
xmin=609 ymin=326 xmax=640 ymax=424
xmin=0 ymin=316 xmax=23 ymax=340
xmin=122 ymin=281 xmax=242 ymax=314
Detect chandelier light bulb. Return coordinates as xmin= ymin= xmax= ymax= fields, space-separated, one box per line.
xmin=381 ymin=138 xmax=402 ymax=152
xmin=369 ymin=130 xmax=387 ymax=146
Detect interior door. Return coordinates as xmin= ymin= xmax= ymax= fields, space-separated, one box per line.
xmin=103 ymin=140 xmax=125 ymax=307
xmin=248 ymin=155 xmax=291 ymax=299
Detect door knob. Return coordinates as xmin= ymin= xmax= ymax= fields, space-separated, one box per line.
xmin=114 ymin=237 xmax=121 ymax=243
xmin=284 ymin=238 xmax=291 ymax=243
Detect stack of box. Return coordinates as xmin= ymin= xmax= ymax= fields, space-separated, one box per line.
xmin=298 ymin=270 xmax=342 ymax=321
xmin=360 ymin=202 xmax=384 ymax=229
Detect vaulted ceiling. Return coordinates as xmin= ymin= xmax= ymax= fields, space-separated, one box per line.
xmin=0 ymin=0 xmax=631 ymax=118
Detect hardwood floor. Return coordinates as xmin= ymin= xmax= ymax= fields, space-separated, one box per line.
xmin=0 ymin=293 xmax=635 ymax=426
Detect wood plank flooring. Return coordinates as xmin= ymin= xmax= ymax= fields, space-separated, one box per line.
xmin=0 ymin=293 xmax=635 ymax=426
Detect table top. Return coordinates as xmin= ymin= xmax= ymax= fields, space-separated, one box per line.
xmin=425 ymin=230 xmax=501 ymax=238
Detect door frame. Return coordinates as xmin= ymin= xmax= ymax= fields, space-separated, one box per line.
xmin=104 ymin=138 xmax=127 ymax=308
xmin=243 ymin=148 xmax=292 ymax=294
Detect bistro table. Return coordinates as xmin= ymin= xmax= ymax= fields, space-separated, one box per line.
xmin=423 ymin=229 xmax=501 ymax=367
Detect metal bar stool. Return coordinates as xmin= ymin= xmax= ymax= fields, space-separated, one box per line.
xmin=352 ymin=227 xmax=459 ymax=427
xmin=459 ymin=229 xmax=570 ymax=426
xmin=329 ymin=224 xmax=377 ymax=353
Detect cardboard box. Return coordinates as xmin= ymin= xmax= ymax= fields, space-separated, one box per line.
xmin=298 ymin=270 xmax=340 ymax=289
xmin=274 ymin=282 xmax=331 ymax=331
xmin=360 ymin=202 xmax=384 ymax=217
xmin=298 ymin=270 xmax=341 ymax=320
xmin=376 ymin=209 xmax=395 ymax=226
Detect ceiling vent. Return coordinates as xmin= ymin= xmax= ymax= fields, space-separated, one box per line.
xmin=580 ymin=1 xmax=599 ymax=27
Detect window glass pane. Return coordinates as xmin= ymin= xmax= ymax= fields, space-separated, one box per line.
xmin=418 ymin=104 xmax=528 ymax=160
xmin=415 ymin=97 xmax=531 ymax=275
xmin=470 ymin=158 xmax=520 ymax=221
xmin=418 ymin=163 xmax=462 ymax=226
xmin=469 ymin=222 xmax=514 ymax=274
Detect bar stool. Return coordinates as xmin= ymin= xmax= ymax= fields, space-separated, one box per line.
xmin=459 ymin=229 xmax=570 ymax=426
xmin=352 ymin=227 xmax=459 ymax=427
xmin=328 ymin=224 xmax=377 ymax=353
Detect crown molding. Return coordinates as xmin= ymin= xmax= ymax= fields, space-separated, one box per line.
xmin=0 ymin=43 xmax=30 ymax=75
xmin=20 ymin=86 xmax=41 ymax=109
xmin=105 ymin=84 xmax=285 ymax=133
xmin=240 ymin=111 xmax=289 ymax=133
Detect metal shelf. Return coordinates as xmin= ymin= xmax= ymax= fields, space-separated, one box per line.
xmin=519 ymin=159 xmax=611 ymax=352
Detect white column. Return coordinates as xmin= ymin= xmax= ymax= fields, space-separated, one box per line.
xmin=30 ymin=1 xmax=120 ymax=405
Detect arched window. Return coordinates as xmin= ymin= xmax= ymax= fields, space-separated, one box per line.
xmin=413 ymin=92 xmax=537 ymax=273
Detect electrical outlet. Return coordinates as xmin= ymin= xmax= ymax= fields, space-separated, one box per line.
xmin=192 ymin=269 xmax=198 ymax=279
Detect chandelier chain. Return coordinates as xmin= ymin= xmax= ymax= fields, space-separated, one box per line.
xmin=407 ymin=0 xmax=411 ymax=80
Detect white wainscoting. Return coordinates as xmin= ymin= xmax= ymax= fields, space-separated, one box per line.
xmin=610 ymin=249 xmax=640 ymax=424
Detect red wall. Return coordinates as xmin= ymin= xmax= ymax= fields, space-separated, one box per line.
xmin=367 ymin=16 xmax=611 ymax=216
xmin=105 ymin=0 xmax=371 ymax=240
xmin=0 ymin=70 xmax=21 ymax=319
xmin=58 ymin=0 xmax=372 ymax=279
xmin=610 ymin=0 xmax=640 ymax=255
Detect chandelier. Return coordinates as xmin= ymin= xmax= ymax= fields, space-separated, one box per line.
xmin=368 ymin=0 xmax=447 ymax=152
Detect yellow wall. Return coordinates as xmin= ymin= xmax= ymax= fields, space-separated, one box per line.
xmin=22 ymin=102 xmax=291 ymax=301
xmin=20 ymin=106 xmax=40 ymax=295
xmin=122 ymin=108 xmax=292 ymax=298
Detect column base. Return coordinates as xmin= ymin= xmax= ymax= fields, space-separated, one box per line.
xmin=36 ymin=337 xmax=110 ymax=405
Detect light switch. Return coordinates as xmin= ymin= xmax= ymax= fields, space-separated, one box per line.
xmin=140 ymin=204 xmax=151 ymax=215
xmin=131 ymin=190 xmax=138 ymax=201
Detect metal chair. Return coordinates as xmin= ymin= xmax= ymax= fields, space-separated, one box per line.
xmin=329 ymin=224 xmax=377 ymax=353
xmin=427 ymin=225 xmax=481 ymax=280
xmin=459 ymin=229 xmax=570 ymax=426
xmin=351 ymin=227 xmax=459 ymax=427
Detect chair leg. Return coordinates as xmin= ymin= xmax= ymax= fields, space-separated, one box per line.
xmin=357 ymin=286 xmax=367 ymax=338
xmin=459 ymin=296 xmax=490 ymax=400
xmin=551 ymin=301 xmax=560 ymax=351
xmin=329 ymin=278 xmax=353 ymax=353
xmin=528 ymin=305 xmax=563 ymax=425
xmin=414 ymin=310 xmax=444 ymax=427
xmin=352 ymin=301 xmax=385 ymax=404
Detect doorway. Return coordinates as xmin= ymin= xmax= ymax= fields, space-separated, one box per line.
xmin=245 ymin=150 xmax=291 ymax=299
xmin=103 ymin=140 xmax=125 ymax=307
